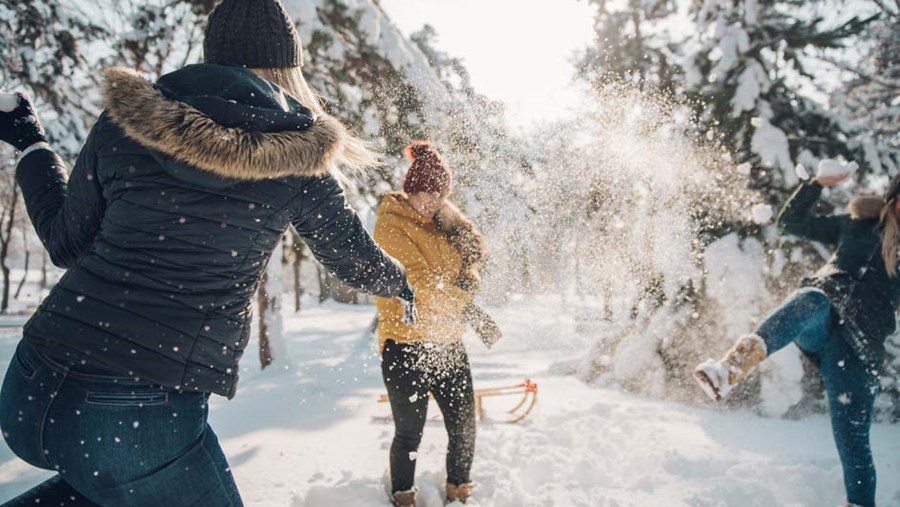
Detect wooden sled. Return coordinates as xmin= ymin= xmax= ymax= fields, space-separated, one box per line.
xmin=376 ymin=379 xmax=538 ymax=424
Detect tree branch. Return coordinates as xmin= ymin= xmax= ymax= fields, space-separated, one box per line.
xmin=818 ymin=53 xmax=900 ymax=91
xmin=872 ymin=0 xmax=891 ymax=13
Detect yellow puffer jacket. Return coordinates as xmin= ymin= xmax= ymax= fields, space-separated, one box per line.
xmin=374 ymin=192 xmax=473 ymax=351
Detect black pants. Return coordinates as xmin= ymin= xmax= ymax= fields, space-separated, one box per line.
xmin=381 ymin=339 xmax=476 ymax=493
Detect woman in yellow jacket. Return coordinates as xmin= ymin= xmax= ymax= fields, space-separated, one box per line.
xmin=375 ymin=142 xmax=486 ymax=507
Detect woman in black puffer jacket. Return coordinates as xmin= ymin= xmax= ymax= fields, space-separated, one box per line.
xmin=0 ymin=1 xmax=413 ymax=506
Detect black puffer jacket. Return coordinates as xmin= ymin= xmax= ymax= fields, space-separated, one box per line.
xmin=779 ymin=182 xmax=900 ymax=372
xmin=16 ymin=64 xmax=407 ymax=398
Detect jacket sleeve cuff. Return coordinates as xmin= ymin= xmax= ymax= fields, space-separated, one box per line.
xmin=17 ymin=142 xmax=53 ymax=164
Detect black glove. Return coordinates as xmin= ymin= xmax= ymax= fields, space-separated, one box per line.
xmin=398 ymin=282 xmax=417 ymax=325
xmin=463 ymin=303 xmax=502 ymax=348
xmin=0 ymin=93 xmax=48 ymax=152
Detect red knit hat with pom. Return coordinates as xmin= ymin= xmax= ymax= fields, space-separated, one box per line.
xmin=403 ymin=141 xmax=452 ymax=196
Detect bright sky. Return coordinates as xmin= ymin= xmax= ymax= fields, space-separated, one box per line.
xmin=378 ymin=0 xmax=596 ymax=129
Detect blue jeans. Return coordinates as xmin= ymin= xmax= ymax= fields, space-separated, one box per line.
xmin=756 ymin=288 xmax=879 ymax=507
xmin=0 ymin=341 xmax=243 ymax=507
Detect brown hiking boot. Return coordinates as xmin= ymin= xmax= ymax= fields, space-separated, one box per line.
xmin=391 ymin=489 xmax=416 ymax=507
xmin=694 ymin=334 xmax=767 ymax=401
xmin=446 ymin=482 xmax=473 ymax=504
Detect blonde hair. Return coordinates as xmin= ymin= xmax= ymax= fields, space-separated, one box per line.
xmin=881 ymin=201 xmax=899 ymax=277
xmin=250 ymin=67 xmax=380 ymax=171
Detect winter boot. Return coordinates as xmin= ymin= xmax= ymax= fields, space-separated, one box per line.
xmin=446 ymin=483 xmax=473 ymax=504
xmin=694 ymin=334 xmax=767 ymax=401
xmin=391 ymin=489 xmax=417 ymax=507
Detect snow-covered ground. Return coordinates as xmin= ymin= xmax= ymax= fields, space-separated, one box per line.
xmin=0 ymin=298 xmax=898 ymax=506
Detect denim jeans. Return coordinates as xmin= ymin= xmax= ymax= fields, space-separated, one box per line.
xmin=0 ymin=340 xmax=243 ymax=507
xmin=756 ymin=288 xmax=879 ymax=507
xmin=381 ymin=339 xmax=476 ymax=493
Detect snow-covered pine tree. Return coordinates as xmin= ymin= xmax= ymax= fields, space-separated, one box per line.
xmin=283 ymin=1 xmax=536 ymax=300
xmin=835 ymin=13 xmax=900 ymax=177
xmin=0 ymin=0 xmax=213 ymax=310
xmin=0 ymin=1 xmax=105 ymax=159
xmin=0 ymin=0 xmax=211 ymax=159
xmin=684 ymin=0 xmax=878 ymax=192
xmin=410 ymin=25 xmax=474 ymax=95
xmin=576 ymin=0 xmax=682 ymax=93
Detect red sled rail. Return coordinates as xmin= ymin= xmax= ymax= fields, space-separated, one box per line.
xmin=377 ymin=379 xmax=538 ymax=424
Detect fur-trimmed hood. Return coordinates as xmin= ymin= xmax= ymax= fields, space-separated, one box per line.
xmin=849 ymin=196 xmax=884 ymax=220
xmin=102 ymin=64 xmax=346 ymax=183
xmin=434 ymin=200 xmax=488 ymax=291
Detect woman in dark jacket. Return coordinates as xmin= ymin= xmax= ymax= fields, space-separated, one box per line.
xmin=694 ymin=171 xmax=899 ymax=507
xmin=0 ymin=1 xmax=413 ymax=505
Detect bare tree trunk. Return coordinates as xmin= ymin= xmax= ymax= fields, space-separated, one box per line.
xmin=316 ymin=264 xmax=331 ymax=304
xmin=258 ymin=271 xmax=273 ymax=369
xmin=14 ymin=252 xmax=29 ymax=300
xmin=0 ymin=266 xmax=9 ymax=313
xmin=293 ymin=253 xmax=303 ymax=312
xmin=0 ymin=183 xmax=19 ymax=313
xmin=14 ymin=224 xmax=29 ymax=299
xmin=291 ymin=231 xmax=305 ymax=313
xmin=40 ymin=251 xmax=48 ymax=290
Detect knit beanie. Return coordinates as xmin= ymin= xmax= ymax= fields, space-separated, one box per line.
xmin=403 ymin=141 xmax=453 ymax=196
xmin=204 ymin=0 xmax=303 ymax=68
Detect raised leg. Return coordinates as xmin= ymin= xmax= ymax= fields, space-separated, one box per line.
xmin=695 ymin=288 xmax=834 ymax=401
xmin=756 ymin=288 xmax=833 ymax=355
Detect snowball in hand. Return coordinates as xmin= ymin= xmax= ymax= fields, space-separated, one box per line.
xmin=751 ymin=203 xmax=774 ymax=225
xmin=0 ymin=93 xmax=20 ymax=113
xmin=816 ymin=159 xmax=859 ymax=179
xmin=795 ymin=163 xmax=810 ymax=181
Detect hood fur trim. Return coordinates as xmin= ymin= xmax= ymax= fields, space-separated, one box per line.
xmin=849 ymin=196 xmax=884 ymax=220
xmin=434 ymin=201 xmax=488 ymax=291
xmin=102 ymin=67 xmax=346 ymax=180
